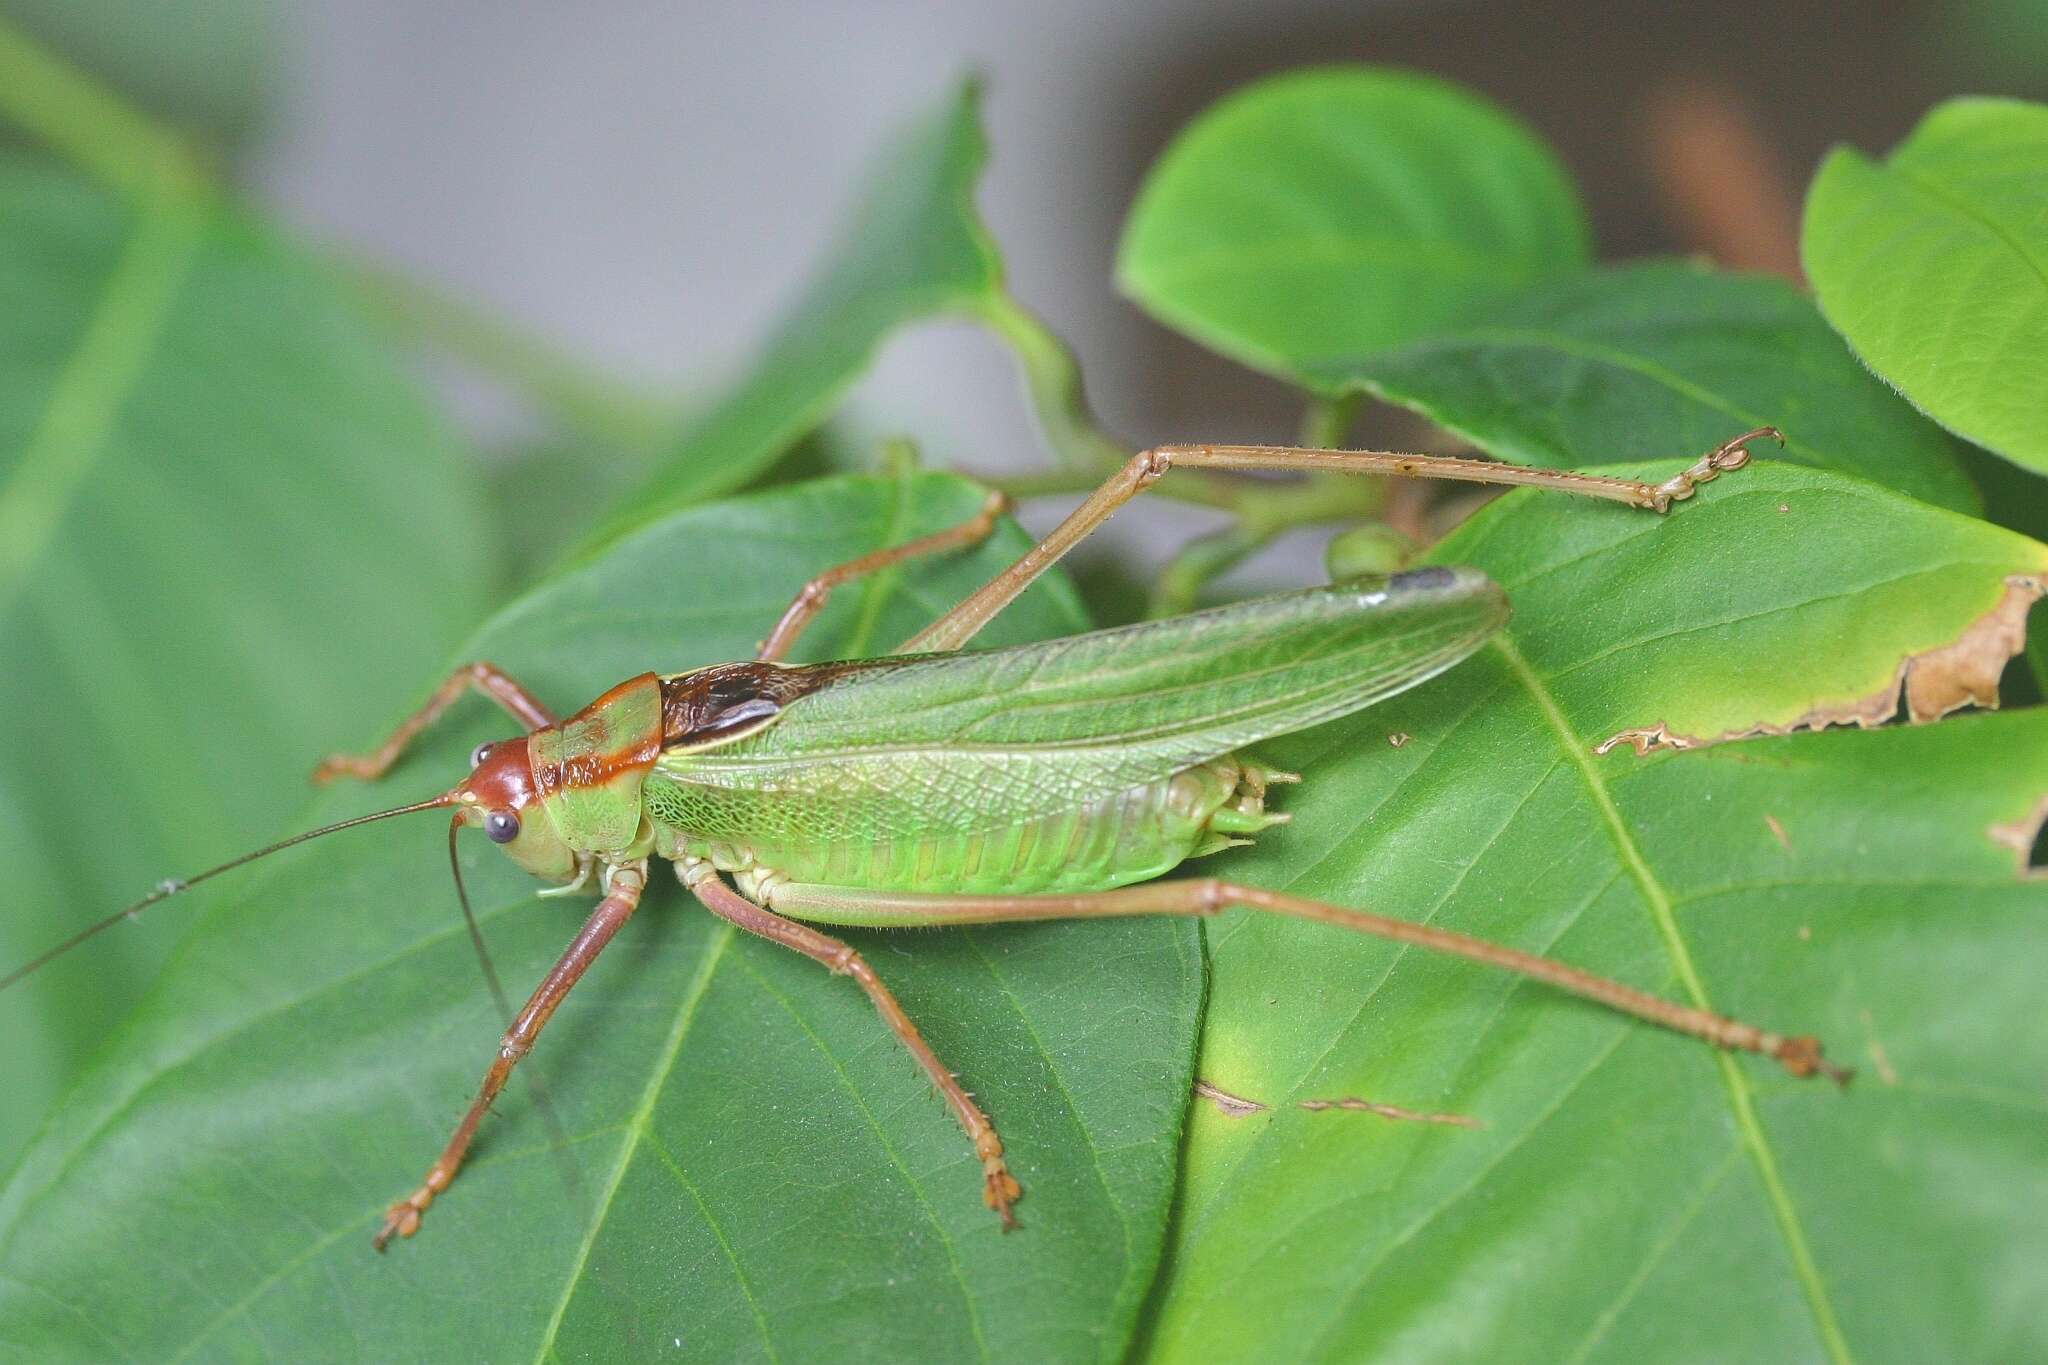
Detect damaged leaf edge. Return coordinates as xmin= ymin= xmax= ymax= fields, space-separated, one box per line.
xmin=1595 ymin=574 xmax=2045 ymax=758
xmin=1988 ymin=794 xmax=2048 ymax=881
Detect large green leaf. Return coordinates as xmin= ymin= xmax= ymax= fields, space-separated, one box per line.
xmin=0 ymin=162 xmax=492 ymax=1171
xmin=1146 ymin=462 xmax=2048 ymax=1362
xmin=0 ymin=473 xmax=1204 ymax=1364
xmin=1803 ymin=97 xmax=2048 ymax=475
xmin=1313 ymin=261 xmax=1978 ymax=512
xmin=1117 ymin=66 xmax=1589 ymax=385
xmin=590 ymin=80 xmax=1004 ymax=548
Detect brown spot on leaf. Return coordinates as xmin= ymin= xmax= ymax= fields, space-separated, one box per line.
xmin=1193 ymin=1079 xmax=1267 ymax=1118
xmin=1764 ymin=813 xmax=1791 ymax=851
xmin=1297 ymin=1097 xmax=1482 ymax=1128
xmin=1988 ymin=794 xmax=2048 ymax=880
xmin=1596 ymin=575 xmax=2045 ymax=757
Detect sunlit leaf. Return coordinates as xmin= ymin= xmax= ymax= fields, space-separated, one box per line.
xmin=1146 ymin=462 xmax=2048 ymax=1362
xmin=1803 ymin=97 xmax=2048 ymax=475
xmin=1118 ymin=66 xmax=1588 ymax=384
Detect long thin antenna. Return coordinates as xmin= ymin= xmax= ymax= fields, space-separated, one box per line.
xmin=0 ymin=794 xmax=453 ymax=994
xmin=446 ymin=814 xmax=588 ymax=1219
xmin=448 ymin=814 xmax=515 ymax=1023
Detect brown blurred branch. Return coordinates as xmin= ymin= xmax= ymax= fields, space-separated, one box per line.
xmin=1641 ymin=77 xmax=1803 ymax=280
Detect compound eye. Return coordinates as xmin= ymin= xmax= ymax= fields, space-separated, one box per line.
xmin=470 ymin=742 xmax=494 ymax=770
xmin=484 ymin=809 xmax=520 ymax=844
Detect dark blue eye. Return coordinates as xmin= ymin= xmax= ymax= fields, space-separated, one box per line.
xmin=484 ymin=810 xmax=520 ymax=844
xmin=470 ymin=743 xmax=494 ymax=770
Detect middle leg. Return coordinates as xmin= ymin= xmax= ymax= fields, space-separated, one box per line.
xmin=373 ymin=860 xmax=648 ymax=1250
xmin=683 ymin=864 xmax=1022 ymax=1226
xmin=757 ymin=489 xmax=1010 ymax=660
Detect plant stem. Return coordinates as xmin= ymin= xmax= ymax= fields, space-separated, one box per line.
xmin=341 ymin=256 xmax=675 ymax=452
xmin=973 ymin=290 xmax=1127 ymax=474
xmin=1148 ymin=523 xmax=1275 ymax=619
xmin=1298 ymin=392 xmax=1361 ymax=449
xmin=0 ymin=15 xmax=204 ymax=200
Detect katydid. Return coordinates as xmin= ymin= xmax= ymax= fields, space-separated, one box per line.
xmin=3 ymin=427 xmax=1845 ymax=1252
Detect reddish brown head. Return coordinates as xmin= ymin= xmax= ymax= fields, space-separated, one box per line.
xmin=449 ymin=735 xmax=578 ymax=882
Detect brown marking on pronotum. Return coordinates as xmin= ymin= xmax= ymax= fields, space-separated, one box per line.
xmin=1988 ymin=794 xmax=2048 ymax=880
xmin=1764 ymin=813 xmax=1791 ymax=851
xmin=657 ymin=659 xmax=872 ymax=750
xmin=1297 ymin=1097 xmax=1483 ymax=1128
xmin=1595 ymin=574 xmax=2046 ymax=757
xmin=1193 ymin=1079 xmax=1269 ymax=1118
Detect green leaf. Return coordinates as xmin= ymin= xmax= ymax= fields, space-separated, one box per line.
xmin=589 ymin=80 xmax=1004 ymax=548
xmin=1117 ymin=66 xmax=1589 ymax=385
xmin=0 ymin=473 xmax=1203 ymax=1364
xmin=1803 ymin=97 xmax=2048 ymax=475
xmin=1146 ymin=462 xmax=2048 ymax=1361
xmin=1314 ymin=261 xmax=1979 ymax=512
xmin=0 ymin=163 xmax=493 ymax=1170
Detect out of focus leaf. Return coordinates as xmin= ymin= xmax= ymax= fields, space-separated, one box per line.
xmin=589 ymin=80 xmax=1005 ymax=549
xmin=0 ymin=473 xmax=1202 ymax=1364
xmin=0 ymin=161 xmax=493 ymax=1170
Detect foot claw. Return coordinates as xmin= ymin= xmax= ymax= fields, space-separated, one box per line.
xmin=372 ymin=1196 xmax=426 ymax=1252
xmin=1650 ymin=426 xmax=1782 ymax=511
xmin=1776 ymin=1035 xmax=1854 ymax=1087
xmin=310 ymin=754 xmax=373 ymax=785
xmin=982 ymin=1163 xmax=1022 ymax=1230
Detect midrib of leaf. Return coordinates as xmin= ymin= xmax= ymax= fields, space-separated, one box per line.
xmin=531 ymin=920 xmax=737 ymax=1361
xmin=1887 ymin=161 xmax=2048 ymax=297
xmin=641 ymin=1130 xmax=779 ymax=1363
xmin=0 ymin=191 xmax=201 ymax=610
xmin=1491 ymin=634 xmax=1854 ymax=1365
xmin=1561 ymin=1144 xmax=1745 ymax=1365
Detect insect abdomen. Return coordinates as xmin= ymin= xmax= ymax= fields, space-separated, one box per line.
xmin=653 ymin=757 xmax=1272 ymax=896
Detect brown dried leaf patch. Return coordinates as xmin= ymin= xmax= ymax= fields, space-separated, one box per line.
xmin=1596 ymin=575 xmax=2044 ymax=758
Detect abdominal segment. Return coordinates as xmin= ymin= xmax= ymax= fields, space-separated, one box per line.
xmin=654 ymin=755 xmax=1290 ymax=897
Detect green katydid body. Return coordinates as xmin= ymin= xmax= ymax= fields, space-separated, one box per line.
xmin=473 ymin=566 xmax=1506 ymax=908
xmin=5 ymin=430 xmax=1826 ymax=1255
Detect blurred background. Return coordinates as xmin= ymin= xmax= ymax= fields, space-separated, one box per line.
xmin=1 ymin=0 xmax=2044 ymax=1180
xmin=14 ymin=0 xmax=2047 ymax=529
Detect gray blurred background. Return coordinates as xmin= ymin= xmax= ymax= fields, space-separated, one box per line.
xmin=10 ymin=0 xmax=2047 ymax=557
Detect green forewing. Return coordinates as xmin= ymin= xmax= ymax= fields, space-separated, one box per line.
xmin=654 ymin=569 xmax=1507 ymax=843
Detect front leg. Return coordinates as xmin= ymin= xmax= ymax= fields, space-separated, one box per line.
xmin=374 ymin=862 xmax=646 ymax=1250
xmin=313 ymin=661 xmax=558 ymax=784
xmin=683 ymin=863 xmax=1022 ymax=1227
